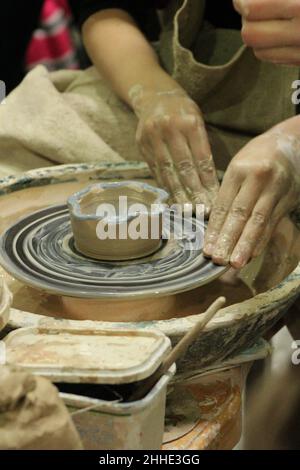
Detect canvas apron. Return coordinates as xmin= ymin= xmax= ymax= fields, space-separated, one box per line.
xmin=158 ymin=0 xmax=299 ymax=170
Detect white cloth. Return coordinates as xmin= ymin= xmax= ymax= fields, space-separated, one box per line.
xmin=0 ymin=65 xmax=144 ymax=178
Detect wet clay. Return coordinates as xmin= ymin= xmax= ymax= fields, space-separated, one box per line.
xmin=0 ymin=366 xmax=82 ymax=450
xmin=68 ymin=182 xmax=167 ymax=261
xmin=8 ymin=272 xmax=253 ymax=322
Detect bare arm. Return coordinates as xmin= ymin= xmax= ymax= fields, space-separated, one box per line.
xmin=82 ymin=9 xmax=219 ymax=212
xmin=82 ymin=9 xmax=183 ymax=107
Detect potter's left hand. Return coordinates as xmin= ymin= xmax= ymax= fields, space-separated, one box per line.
xmin=203 ymin=118 xmax=300 ymax=268
xmin=233 ymin=0 xmax=300 ymax=65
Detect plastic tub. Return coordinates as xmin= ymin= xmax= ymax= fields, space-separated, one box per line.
xmin=61 ymin=365 xmax=175 ymax=450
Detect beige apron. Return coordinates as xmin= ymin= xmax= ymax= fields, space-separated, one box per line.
xmin=159 ymin=0 xmax=299 ymax=169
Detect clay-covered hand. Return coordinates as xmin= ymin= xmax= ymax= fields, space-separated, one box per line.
xmin=131 ymin=87 xmax=219 ymax=214
xmin=233 ymin=0 xmax=300 ymax=65
xmin=204 ymin=119 xmax=300 ymax=268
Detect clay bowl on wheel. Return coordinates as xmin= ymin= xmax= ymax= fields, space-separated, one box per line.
xmin=68 ymin=181 xmax=168 ymax=261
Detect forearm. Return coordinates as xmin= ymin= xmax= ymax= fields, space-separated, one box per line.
xmin=82 ymin=9 xmax=184 ymax=110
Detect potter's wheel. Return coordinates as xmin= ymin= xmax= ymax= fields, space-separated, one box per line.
xmin=0 ymin=204 xmax=226 ymax=299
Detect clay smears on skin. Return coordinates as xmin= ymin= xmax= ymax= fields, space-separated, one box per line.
xmin=275 ymin=130 xmax=300 ymax=178
xmin=129 ymin=83 xmax=185 ymax=105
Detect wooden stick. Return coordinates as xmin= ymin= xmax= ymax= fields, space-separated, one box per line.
xmin=129 ymin=296 xmax=226 ymax=401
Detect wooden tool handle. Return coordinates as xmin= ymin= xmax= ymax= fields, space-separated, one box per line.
xmin=129 ymin=296 xmax=226 ymax=402
xmin=160 ymin=296 xmax=226 ymax=375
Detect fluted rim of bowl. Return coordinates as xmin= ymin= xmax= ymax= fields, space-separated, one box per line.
xmin=67 ymin=181 xmax=169 ymax=222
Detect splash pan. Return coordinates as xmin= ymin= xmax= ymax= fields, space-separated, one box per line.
xmin=0 ymin=162 xmax=299 ymax=373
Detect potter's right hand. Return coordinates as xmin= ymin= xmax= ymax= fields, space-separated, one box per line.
xmin=132 ymin=88 xmax=219 ymax=214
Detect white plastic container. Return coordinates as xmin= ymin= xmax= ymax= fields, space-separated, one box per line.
xmin=61 ymin=366 xmax=175 ymax=450
xmin=4 ymin=326 xmax=175 ymax=450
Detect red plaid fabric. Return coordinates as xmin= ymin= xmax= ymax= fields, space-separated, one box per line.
xmin=26 ymin=0 xmax=79 ymax=71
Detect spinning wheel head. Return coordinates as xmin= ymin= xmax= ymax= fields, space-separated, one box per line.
xmin=0 ymin=204 xmax=227 ymax=299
